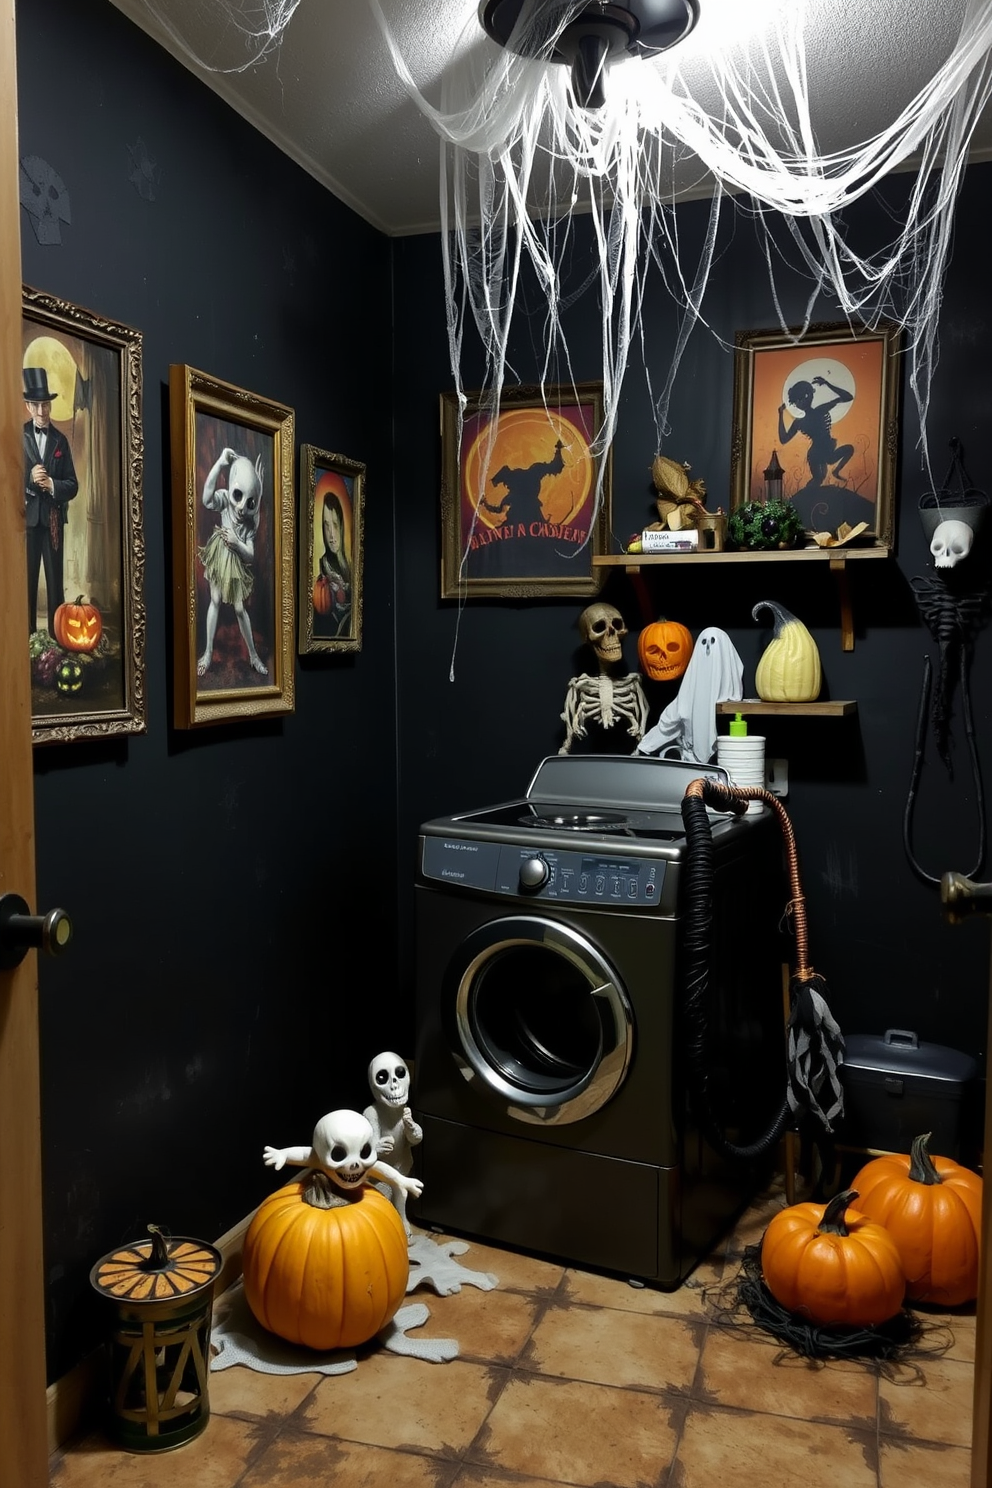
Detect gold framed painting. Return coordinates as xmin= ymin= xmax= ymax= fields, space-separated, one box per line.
xmin=440 ymin=382 xmax=611 ymax=598
xmin=22 ymin=286 xmax=146 ymax=745
xmin=297 ymin=444 xmax=365 ymax=655
xmin=730 ymin=320 xmax=902 ymax=545
xmin=169 ymin=364 xmax=295 ymax=728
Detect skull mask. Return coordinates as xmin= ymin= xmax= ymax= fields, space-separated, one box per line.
xmin=930 ymin=519 xmax=973 ymax=569
xmin=368 ymin=1052 xmax=410 ymax=1108
xmin=311 ymin=1109 xmax=377 ymax=1191
xmin=228 ymin=453 xmax=264 ymax=527
xmin=579 ymin=602 xmax=627 ymax=669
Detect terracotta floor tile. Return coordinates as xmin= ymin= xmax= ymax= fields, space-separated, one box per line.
xmin=673 ymin=1403 xmax=879 ymax=1486
xmin=562 ymin=1255 xmax=725 ymax=1319
xmin=50 ymin=1415 xmax=265 ymax=1488
xmin=208 ymin=1362 xmax=322 ymax=1421
xmin=451 ymin=1469 xmax=564 ymax=1488
xmin=523 ymin=1300 xmax=701 ymax=1392
xmin=878 ymin=1436 xmax=973 ymax=1487
xmin=238 ymin=1433 xmax=460 ymax=1487
xmin=412 ymin=1283 xmax=542 ymax=1365
xmin=698 ymin=1323 xmax=878 ymax=1426
xmin=470 ymin=1373 xmax=684 ymax=1487
xmin=879 ymin=1354 xmax=974 ymax=1448
xmin=424 ymin=1234 xmax=566 ymax=1295
xmin=297 ymin=1352 xmax=507 ymax=1455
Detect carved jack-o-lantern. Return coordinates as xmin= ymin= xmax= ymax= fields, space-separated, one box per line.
xmin=638 ymin=618 xmax=693 ymax=682
xmin=53 ymin=596 xmax=102 ymax=654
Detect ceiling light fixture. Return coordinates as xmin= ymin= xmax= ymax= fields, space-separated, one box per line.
xmin=479 ymin=0 xmax=699 ymax=107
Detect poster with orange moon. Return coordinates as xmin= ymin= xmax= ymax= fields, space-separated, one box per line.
xmin=458 ymin=398 xmax=600 ymax=584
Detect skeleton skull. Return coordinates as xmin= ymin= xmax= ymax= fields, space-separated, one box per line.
xmin=311 ymin=1109 xmax=377 ymax=1191
xmin=228 ymin=453 xmax=264 ymax=523
xmin=930 ymin=518 xmax=973 ymax=569
xmin=579 ymin=602 xmax=627 ymax=668
xmin=369 ymin=1052 xmax=410 ymax=1108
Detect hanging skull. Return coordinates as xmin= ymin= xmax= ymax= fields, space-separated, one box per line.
xmin=579 ymin=602 xmax=627 ymax=669
xmin=930 ymin=519 xmax=974 ymax=569
xmin=368 ymin=1052 xmax=410 ymax=1109
xmin=310 ymin=1109 xmax=377 ymax=1191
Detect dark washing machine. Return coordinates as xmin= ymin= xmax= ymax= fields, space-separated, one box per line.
xmin=413 ymin=754 xmax=787 ymax=1287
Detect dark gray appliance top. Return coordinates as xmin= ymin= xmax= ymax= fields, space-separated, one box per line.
xmin=523 ymin=754 xmax=731 ymax=811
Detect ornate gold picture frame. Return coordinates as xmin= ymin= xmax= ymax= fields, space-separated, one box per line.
xmin=297 ymin=444 xmax=365 ymax=655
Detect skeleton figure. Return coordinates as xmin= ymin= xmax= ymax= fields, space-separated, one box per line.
xmin=197 ymin=447 xmax=267 ymax=676
xmin=363 ymin=1052 xmax=423 ymax=1235
xmin=263 ymin=1108 xmax=423 ymax=1212
xmin=560 ymin=602 xmax=648 ymax=755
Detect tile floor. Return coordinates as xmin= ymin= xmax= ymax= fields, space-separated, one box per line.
xmin=50 ymin=1182 xmax=976 ymax=1488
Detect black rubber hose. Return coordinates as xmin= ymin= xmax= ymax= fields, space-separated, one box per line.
xmin=680 ymin=788 xmax=791 ymax=1162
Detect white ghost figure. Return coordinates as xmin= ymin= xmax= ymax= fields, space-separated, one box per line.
xmin=635 ymin=626 xmax=744 ymax=764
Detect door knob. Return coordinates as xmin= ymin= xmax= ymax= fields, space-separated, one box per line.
xmin=941 ymin=871 xmax=992 ymax=925
xmin=0 ymin=892 xmax=73 ymax=969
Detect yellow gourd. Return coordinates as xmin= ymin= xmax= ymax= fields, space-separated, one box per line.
xmin=752 ymin=599 xmax=822 ymax=702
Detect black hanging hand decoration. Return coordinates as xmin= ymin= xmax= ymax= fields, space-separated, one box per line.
xmin=904 ymin=440 xmax=990 ymax=884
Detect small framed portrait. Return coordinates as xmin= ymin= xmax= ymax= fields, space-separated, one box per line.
xmin=22 ymin=286 xmax=146 ymax=745
xmin=297 ymin=445 xmax=365 ymax=655
xmin=730 ymin=320 xmax=902 ymax=545
xmin=440 ymin=381 xmax=611 ymax=598
xmin=169 ymin=364 xmax=295 ymax=728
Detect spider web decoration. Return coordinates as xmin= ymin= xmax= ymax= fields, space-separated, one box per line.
xmin=19 ymin=155 xmax=71 ymax=245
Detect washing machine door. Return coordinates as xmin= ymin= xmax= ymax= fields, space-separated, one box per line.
xmin=445 ymin=915 xmax=633 ymax=1126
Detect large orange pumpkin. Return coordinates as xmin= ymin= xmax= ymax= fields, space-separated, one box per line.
xmin=638 ymin=617 xmax=693 ymax=682
xmin=53 ymin=595 xmax=102 ymax=653
xmin=851 ymin=1133 xmax=982 ymax=1306
xmin=760 ymin=1189 xmax=906 ymax=1326
xmin=241 ymin=1175 xmax=409 ymax=1350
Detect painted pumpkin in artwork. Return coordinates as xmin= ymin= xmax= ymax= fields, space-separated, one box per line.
xmin=53 ymin=595 xmax=102 ymax=654
xmin=313 ymin=575 xmax=333 ymax=616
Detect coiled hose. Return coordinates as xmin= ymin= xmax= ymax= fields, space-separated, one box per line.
xmin=680 ymin=776 xmax=812 ymax=1163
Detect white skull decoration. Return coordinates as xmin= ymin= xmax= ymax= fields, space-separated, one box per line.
xmin=369 ymin=1052 xmax=410 ymax=1108
xmin=930 ymin=519 xmax=973 ymax=569
xmin=311 ymin=1109 xmax=377 ymax=1191
xmin=228 ymin=453 xmax=264 ymax=524
xmin=580 ymin=602 xmax=627 ymax=669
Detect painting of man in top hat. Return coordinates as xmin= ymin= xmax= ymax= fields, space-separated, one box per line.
xmin=23 ymin=363 xmax=79 ymax=633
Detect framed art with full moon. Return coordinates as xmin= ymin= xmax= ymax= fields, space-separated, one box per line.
xmin=730 ymin=321 xmax=902 ymax=549
xmin=439 ymin=381 xmax=611 ymax=598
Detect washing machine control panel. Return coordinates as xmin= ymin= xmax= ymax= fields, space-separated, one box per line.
xmin=421 ymin=836 xmax=666 ymax=905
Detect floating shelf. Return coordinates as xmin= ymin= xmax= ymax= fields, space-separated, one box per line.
xmin=594 ymin=544 xmax=890 ymax=651
xmin=716 ymin=699 xmax=857 ymax=718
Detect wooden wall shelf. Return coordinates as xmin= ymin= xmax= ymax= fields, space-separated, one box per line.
xmin=716 ymin=699 xmax=857 ymax=718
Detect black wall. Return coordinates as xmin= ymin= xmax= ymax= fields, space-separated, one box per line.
xmin=17 ymin=0 xmax=992 ymax=1385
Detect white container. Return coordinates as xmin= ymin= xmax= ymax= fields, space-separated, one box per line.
xmin=717 ymin=735 xmax=766 ymax=814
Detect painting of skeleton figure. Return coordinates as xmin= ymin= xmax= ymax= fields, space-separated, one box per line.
xmin=170 ymin=365 xmax=295 ymax=728
xmin=23 ymin=286 xmax=146 ymax=746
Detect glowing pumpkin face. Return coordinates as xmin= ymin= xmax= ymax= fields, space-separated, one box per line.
xmin=53 ymin=596 xmax=102 ymax=654
xmin=638 ymin=618 xmax=693 ymax=682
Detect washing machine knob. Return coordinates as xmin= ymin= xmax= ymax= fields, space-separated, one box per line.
xmin=519 ymin=856 xmax=550 ymax=892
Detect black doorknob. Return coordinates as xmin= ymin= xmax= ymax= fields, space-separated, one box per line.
xmin=0 ymin=892 xmax=73 ymax=969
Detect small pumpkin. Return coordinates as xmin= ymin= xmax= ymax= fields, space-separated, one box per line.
xmin=638 ymin=617 xmax=694 ymax=682
xmin=851 ymin=1133 xmax=982 ymax=1306
xmin=313 ymin=574 xmax=333 ymax=615
xmin=752 ymin=599 xmax=822 ymax=702
xmin=53 ymin=595 xmax=102 ymax=654
xmin=241 ymin=1173 xmax=409 ymax=1350
xmin=760 ymin=1188 xmax=906 ymax=1326
xmin=55 ymin=657 xmax=84 ymax=695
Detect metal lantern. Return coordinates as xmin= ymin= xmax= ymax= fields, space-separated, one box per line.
xmin=763 ymin=449 xmax=785 ymax=505
xmin=89 ymin=1225 xmax=222 ymax=1452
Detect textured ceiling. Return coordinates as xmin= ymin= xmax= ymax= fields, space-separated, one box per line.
xmin=107 ymin=0 xmax=991 ymax=237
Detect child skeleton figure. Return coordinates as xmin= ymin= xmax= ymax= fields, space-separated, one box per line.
xmin=263 ymin=1108 xmax=423 ymax=1210
xmin=364 ymin=1052 xmax=423 ymax=1234
xmin=198 ymin=447 xmax=267 ymax=677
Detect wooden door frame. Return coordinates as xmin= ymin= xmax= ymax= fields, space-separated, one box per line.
xmin=0 ymin=1 xmax=48 ymax=1483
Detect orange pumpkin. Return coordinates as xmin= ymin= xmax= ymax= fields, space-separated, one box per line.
xmin=241 ymin=1175 xmax=409 ymax=1350
xmin=638 ymin=617 xmax=693 ymax=682
xmin=851 ymin=1133 xmax=982 ymax=1306
xmin=760 ymin=1189 xmax=905 ymax=1326
xmin=53 ymin=595 xmax=102 ymax=653
xmin=313 ymin=575 xmax=333 ymax=616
